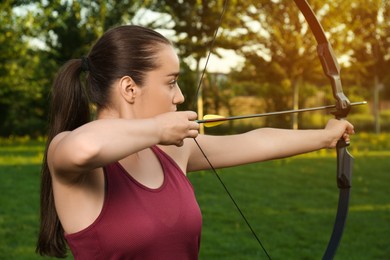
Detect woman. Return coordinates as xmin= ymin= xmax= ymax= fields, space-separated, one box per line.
xmin=36 ymin=25 xmax=354 ymax=259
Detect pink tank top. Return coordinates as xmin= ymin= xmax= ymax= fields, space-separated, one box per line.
xmin=65 ymin=146 xmax=202 ymax=260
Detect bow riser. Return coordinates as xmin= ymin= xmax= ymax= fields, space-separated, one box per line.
xmin=317 ymin=43 xmax=351 ymax=118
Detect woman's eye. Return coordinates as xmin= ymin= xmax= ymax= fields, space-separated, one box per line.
xmin=169 ymin=80 xmax=177 ymax=87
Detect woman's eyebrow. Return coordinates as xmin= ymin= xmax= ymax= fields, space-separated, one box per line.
xmin=166 ymin=72 xmax=180 ymax=77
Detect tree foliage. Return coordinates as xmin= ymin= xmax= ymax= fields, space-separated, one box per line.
xmin=0 ymin=0 xmax=148 ymax=136
xmin=0 ymin=0 xmax=389 ymax=136
xmin=0 ymin=0 xmax=47 ymax=136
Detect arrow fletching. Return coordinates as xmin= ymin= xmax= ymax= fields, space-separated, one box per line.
xmin=202 ymin=114 xmax=226 ymax=127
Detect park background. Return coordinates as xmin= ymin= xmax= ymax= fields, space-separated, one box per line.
xmin=1 ymin=0 xmax=389 ymax=259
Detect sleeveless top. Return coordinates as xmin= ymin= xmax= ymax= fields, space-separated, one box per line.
xmin=64 ymin=146 xmax=202 ymax=260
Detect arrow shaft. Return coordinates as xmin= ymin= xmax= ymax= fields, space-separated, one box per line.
xmin=196 ymin=101 xmax=366 ymax=124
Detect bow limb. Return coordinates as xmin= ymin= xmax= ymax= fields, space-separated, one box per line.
xmin=293 ymin=1 xmax=353 ymax=259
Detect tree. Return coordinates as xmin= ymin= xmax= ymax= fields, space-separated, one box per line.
xmin=0 ymin=0 xmax=149 ymax=136
xmin=226 ymin=0 xmax=356 ymax=129
xmin=0 ymin=0 xmax=48 ymax=136
xmin=345 ymin=0 xmax=390 ymax=133
xmin=229 ymin=1 xmax=332 ymax=128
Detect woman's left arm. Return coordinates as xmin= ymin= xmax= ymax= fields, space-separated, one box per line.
xmin=187 ymin=118 xmax=354 ymax=172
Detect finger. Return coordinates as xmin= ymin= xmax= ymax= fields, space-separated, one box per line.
xmin=343 ymin=133 xmax=350 ymax=144
xmin=187 ymin=129 xmax=199 ymax=138
xmin=348 ymin=124 xmax=355 ymax=135
xmin=343 ymin=120 xmax=355 ymax=134
xmin=185 ymin=111 xmax=198 ymax=120
xmin=189 ymin=121 xmax=200 ymax=130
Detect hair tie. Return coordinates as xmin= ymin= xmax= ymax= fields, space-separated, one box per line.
xmin=81 ymin=56 xmax=89 ymax=72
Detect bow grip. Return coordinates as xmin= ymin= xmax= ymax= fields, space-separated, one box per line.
xmin=336 ymin=140 xmax=353 ymax=189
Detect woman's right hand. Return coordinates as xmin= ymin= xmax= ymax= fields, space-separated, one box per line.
xmin=154 ymin=111 xmax=199 ymax=147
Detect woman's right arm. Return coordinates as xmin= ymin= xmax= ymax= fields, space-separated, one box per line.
xmin=48 ymin=111 xmax=199 ymax=179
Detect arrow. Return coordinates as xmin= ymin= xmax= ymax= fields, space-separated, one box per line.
xmin=196 ymin=101 xmax=367 ymax=127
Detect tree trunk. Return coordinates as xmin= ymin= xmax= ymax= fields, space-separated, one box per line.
xmin=196 ymin=59 xmax=204 ymax=134
xmin=373 ymin=75 xmax=383 ymax=134
xmin=292 ymin=78 xmax=300 ymax=130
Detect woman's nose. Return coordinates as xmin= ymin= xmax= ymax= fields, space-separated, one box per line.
xmin=174 ymin=86 xmax=185 ymax=104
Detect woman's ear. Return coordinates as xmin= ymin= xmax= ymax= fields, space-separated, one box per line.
xmin=119 ymin=76 xmax=137 ymax=103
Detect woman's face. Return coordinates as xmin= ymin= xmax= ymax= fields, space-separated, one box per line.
xmin=135 ymin=44 xmax=184 ymax=118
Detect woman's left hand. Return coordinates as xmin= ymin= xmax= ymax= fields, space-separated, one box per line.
xmin=324 ymin=119 xmax=355 ymax=148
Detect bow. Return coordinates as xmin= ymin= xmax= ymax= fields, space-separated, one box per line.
xmin=193 ymin=0 xmax=353 ymax=259
xmin=293 ymin=1 xmax=353 ymax=259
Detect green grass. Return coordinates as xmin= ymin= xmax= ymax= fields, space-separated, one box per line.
xmin=0 ymin=136 xmax=389 ymax=259
xmin=0 ymin=141 xmax=53 ymax=260
xmin=189 ymin=155 xmax=390 ymax=259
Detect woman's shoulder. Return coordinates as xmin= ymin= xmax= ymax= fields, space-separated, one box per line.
xmin=157 ymin=139 xmax=194 ymax=174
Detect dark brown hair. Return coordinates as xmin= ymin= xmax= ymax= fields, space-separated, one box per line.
xmin=36 ymin=25 xmax=171 ymax=258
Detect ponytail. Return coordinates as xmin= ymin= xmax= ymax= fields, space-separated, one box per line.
xmin=36 ymin=59 xmax=90 ymax=257
xmin=50 ymin=59 xmax=91 ymax=133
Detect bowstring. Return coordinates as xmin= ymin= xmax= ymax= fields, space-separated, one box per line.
xmin=192 ymin=0 xmax=271 ymax=259
xmin=193 ymin=0 xmax=226 ymax=103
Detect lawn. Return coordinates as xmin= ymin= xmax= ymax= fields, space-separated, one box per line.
xmin=0 ymin=136 xmax=389 ymax=259
xmin=190 ymin=155 xmax=390 ymax=259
